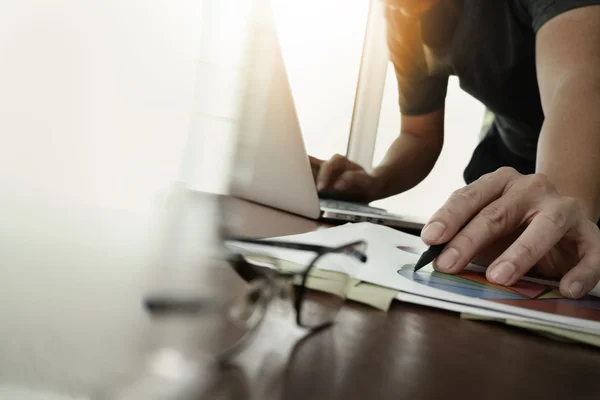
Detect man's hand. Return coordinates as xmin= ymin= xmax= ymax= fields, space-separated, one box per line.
xmin=309 ymin=154 xmax=381 ymax=203
xmin=421 ymin=167 xmax=600 ymax=299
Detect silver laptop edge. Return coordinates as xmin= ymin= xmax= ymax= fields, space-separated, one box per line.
xmin=230 ymin=0 xmax=424 ymax=231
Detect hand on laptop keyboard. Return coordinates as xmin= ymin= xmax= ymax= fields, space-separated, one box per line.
xmin=309 ymin=154 xmax=381 ymax=203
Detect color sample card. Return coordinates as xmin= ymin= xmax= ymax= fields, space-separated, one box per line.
xmin=395 ymin=246 xmax=600 ymax=323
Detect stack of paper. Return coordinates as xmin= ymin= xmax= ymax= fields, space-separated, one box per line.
xmin=228 ymin=222 xmax=600 ymax=346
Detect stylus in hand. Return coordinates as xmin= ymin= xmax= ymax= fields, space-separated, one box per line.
xmin=414 ymin=223 xmax=469 ymax=272
xmin=413 ymin=243 xmax=446 ymax=272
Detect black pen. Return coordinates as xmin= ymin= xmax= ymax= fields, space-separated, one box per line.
xmin=413 ymin=222 xmax=468 ymax=272
xmin=413 ymin=242 xmax=447 ymax=272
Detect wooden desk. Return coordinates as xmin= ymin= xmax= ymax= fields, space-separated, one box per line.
xmin=220 ymin=197 xmax=600 ymax=400
xmin=1 ymin=194 xmax=599 ymax=399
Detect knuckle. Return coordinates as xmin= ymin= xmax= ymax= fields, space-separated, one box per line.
xmin=453 ymin=231 xmax=478 ymax=249
xmin=478 ymin=170 xmax=499 ymax=184
xmin=481 ymin=167 xmax=519 ymax=191
xmin=339 ymin=170 xmax=358 ymax=183
xmin=478 ymin=204 xmax=509 ymax=231
xmin=527 ymin=173 xmax=556 ymax=194
xmin=512 ymin=241 xmax=538 ymax=264
xmin=496 ymin=166 xmax=519 ymax=180
xmin=561 ymin=196 xmax=580 ymax=215
xmin=329 ymin=154 xmax=346 ymax=165
xmin=538 ymin=197 xmax=578 ymax=231
xmin=540 ymin=210 xmax=570 ymax=232
xmin=477 ymin=171 xmax=495 ymax=181
xmin=351 ymin=170 xmax=367 ymax=181
xmin=449 ymin=186 xmax=480 ymax=208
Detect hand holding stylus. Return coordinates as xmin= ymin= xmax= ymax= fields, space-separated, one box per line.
xmin=419 ymin=168 xmax=600 ymax=299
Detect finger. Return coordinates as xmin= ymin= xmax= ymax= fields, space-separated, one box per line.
xmin=311 ymin=168 xmax=319 ymax=183
xmin=433 ymin=192 xmax=528 ymax=273
xmin=309 ymin=156 xmax=322 ymax=181
xmin=559 ymin=221 xmax=600 ymax=299
xmin=484 ymin=199 xmax=577 ymax=285
xmin=317 ymin=154 xmax=349 ymax=191
xmin=309 ymin=156 xmax=323 ymax=169
xmin=422 ymin=167 xmax=519 ymax=244
xmin=559 ymin=253 xmax=600 ymax=299
xmin=332 ymin=170 xmax=369 ymax=195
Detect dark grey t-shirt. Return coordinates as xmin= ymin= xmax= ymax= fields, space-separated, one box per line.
xmin=385 ymin=0 xmax=600 ymax=180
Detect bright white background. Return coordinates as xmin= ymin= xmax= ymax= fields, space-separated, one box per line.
xmin=272 ymin=0 xmax=370 ymax=160
xmin=0 ymin=0 xmax=228 ymax=215
xmin=0 ymin=0 xmax=484 ymax=220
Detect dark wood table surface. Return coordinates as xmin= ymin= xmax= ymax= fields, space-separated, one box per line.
xmin=2 ymin=192 xmax=600 ymax=400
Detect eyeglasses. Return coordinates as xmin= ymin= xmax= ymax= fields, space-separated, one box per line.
xmin=143 ymin=238 xmax=368 ymax=362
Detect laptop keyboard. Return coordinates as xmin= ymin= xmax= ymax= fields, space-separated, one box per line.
xmin=319 ymin=199 xmax=392 ymax=216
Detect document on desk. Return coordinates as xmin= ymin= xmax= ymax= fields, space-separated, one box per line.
xmin=228 ymin=247 xmax=399 ymax=311
xmin=227 ymin=222 xmax=600 ymax=334
xmin=460 ymin=312 xmax=600 ymax=348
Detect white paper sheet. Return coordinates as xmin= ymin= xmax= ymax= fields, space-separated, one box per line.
xmin=228 ymin=222 xmax=600 ymax=333
xmin=395 ymin=291 xmax=600 ymax=336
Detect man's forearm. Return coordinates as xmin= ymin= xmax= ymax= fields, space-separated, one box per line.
xmin=536 ymin=74 xmax=600 ymax=222
xmin=370 ymin=130 xmax=443 ymax=200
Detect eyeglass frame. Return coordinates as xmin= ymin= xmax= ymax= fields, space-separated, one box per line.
xmin=143 ymin=238 xmax=368 ymax=362
xmin=225 ymin=237 xmax=368 ymax=328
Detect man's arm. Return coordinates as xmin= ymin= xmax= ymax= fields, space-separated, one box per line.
xmin=535 ymin=5 xmax=600 ymax=221
xmin=369 ymin=3 xmax=447 ymax=200
xmin=371 ymin=108 xmax=445 ymax=199
xmin=315 ymin=5 xmax=448 ymax=202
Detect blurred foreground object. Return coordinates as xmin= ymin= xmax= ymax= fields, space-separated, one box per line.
xmin=0 ymin=0 xmax=261 ymax=398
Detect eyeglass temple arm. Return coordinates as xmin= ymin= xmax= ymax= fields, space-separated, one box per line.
xmin=227 ymin=237 xmax=333 ymax=253
xmin=227 ymin=237 xmax=368 ymax=262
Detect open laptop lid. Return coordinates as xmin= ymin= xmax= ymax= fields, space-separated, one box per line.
xmin=229 ymin=0 xmax=321 ymax=219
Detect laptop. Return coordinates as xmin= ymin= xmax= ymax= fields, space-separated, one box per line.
xmin=229 ymin=0 xmax=424 ymax=231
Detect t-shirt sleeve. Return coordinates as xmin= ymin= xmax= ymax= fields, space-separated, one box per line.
xmin=518 ymin=0 xmax=600 ymax=32
xmin=393 ymin=66 xmax=448 ymax=116
xmin=385 ymin=8 xmax=448 ymax=116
